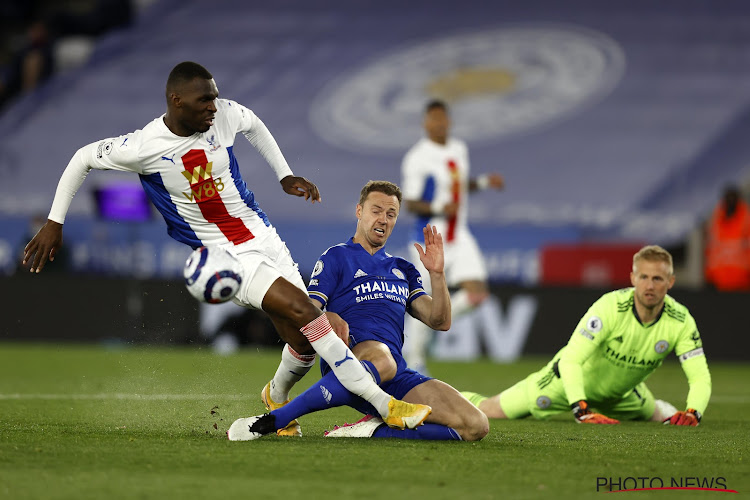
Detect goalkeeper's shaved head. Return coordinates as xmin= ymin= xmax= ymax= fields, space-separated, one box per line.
xmin=166 ymin=61 xmax=213 ymax=101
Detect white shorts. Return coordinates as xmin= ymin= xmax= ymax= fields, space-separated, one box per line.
xmin=222 ymin=227 xmax=307 ymax=310
xmin=409 ymin=228 xmax=487 ymax=293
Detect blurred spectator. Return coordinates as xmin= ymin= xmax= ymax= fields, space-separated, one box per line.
xmin=0 ymin=0 xmax=133 ymax=111
xmin=704 ymin=185 xmax=750 ymax=291
xmin=0 ymin=6 xmax=53 ymax=110
xmin=199 ymin=302 xmax=279 ymax=354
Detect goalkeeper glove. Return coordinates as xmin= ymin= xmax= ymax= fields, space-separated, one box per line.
xmin=663 ymin=408 xmax=701 ymax=426
xmin=571 ymin=400 xmax=620 ymax=424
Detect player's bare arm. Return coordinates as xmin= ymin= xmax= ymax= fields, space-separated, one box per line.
xmin=23 ymin=220 xmax=63 ymax=273
xmin=410 ymin=224 xmax=451 ymax=331
xmin=468 ymin=172 xmax=505 ymax=192
xmin=405 ymin=199 xmax=458 ymax=217
xmin=281 ymin=175 xmax=321 ymax=203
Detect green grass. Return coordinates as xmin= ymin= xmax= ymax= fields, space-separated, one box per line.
xmin=0 ymin=343 xmax=747 ymax=500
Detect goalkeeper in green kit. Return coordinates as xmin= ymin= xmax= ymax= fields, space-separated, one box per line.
xmin=463 ymin=245 xmax=711 ymax=426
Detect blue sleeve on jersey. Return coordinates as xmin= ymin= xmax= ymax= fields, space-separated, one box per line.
xmin=404 ymin=260 xmax=427 ymax=312
xmin=307 ymin=249 xmax=341 ymax=307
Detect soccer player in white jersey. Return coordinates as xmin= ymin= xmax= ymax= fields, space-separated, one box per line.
xmin=401 ymin=99 xmax=507 ymax=372
xmin=463 ymin=246 xmax=711 ymax=426
xmin=228 ymin=181 xmax=489 ymax=441
xmin=22 ymin=61 xmax=430 ymax=431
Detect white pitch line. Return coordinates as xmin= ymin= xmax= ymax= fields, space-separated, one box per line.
xmin=0 ymin=393 xmax=250 ymax=401
xmin=0 ymin=394 xmax=747 ymax=403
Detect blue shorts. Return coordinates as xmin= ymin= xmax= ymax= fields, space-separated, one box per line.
xmin=380 ymin=366 xmax=433 ymax=400
xmin=320 ymin=330 xmax=432 ymax=415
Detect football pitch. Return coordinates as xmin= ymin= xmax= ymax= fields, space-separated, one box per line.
xmin=0 ymin=343 xmax=747 ymax=499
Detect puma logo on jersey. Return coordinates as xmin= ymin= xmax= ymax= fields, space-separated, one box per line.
xmin=161 ymin=154 xmax=176 ymax=164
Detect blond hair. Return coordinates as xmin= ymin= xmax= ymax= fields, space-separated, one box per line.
xmin=633 ymin=245 xmax=674 ymax=275
xmin=358 ymin=180 xmax=402 ymax=206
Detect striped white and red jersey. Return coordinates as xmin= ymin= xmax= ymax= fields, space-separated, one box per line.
xmin=400 ymin=137 xmax=470 ymax=243
xmin=48 ymin=99 xmax=293 ymax=248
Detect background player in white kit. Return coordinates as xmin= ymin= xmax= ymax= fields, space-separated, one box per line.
xmin=22 ymin=61 xmax=431 ymax=432
xmin=401 ymin=100 xmax=510 ymax=371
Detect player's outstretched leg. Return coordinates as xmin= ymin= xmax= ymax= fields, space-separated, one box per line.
xmin=261 ymin=381 xmax=302 ymax=437
xmin=295 ymin=315 xmax=431 ymax=429
xmin=261 ymin=344 xmax=316 ymax=437
xmin=400 ymin=380 xmax=488 ymax=441
xmin=403 ymin=315 xmax=433 ymax=374
xmin=264 ymin=283 xmax=431 ymax=428
xmin=229 ymin=364 xmax=432 ymax=440
xmin=462 ymin=391 xmax=489 ymax=409
xmin=324 ymin=415 xmax=460 ymax=440
xmin=270 ymin=361 xmax=431 ymax=431
xmin=324 ymin=415 xmax=385 ymax=438
xmin=462 ymin=391 xmax=507 ymax=419
xmin=227 ymin=414 xmax=277 ymax=441
xmin=383 ymin=397 xmax=432 ymax=429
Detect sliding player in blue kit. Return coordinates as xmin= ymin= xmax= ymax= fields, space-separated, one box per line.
xmin=228 ymin=181 xmax=489 ymax=441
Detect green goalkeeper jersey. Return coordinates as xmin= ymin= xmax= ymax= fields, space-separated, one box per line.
xmin=550 ymin=288 xmax=711 ymax=413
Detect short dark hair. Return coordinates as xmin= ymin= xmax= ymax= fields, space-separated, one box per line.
xmin=425 ymin=99 xmax=448 ymax=114
xmin=358 ymin=180 xmax=402 ymax=206
xmin=166 ymin=61 xmax=213 ymax=99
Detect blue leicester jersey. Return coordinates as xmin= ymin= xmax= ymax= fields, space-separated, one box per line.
xmin=308 ymin=238 xmax=427 ymax=354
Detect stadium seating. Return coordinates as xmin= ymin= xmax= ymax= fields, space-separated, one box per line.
xmin=2 ymin=0 xmax=750 ymax=280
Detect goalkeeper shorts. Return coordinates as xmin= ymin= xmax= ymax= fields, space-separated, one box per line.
xmin=499 ymin=371 xmax=656 ymax=421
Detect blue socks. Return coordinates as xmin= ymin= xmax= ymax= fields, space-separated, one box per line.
xmin=271 ymin=361 xmax=377 ymax=428
xmin=372 ymin=423 xmax=461 ymax=440
xmin=270 ymin=359 xmax=461 ymax=441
